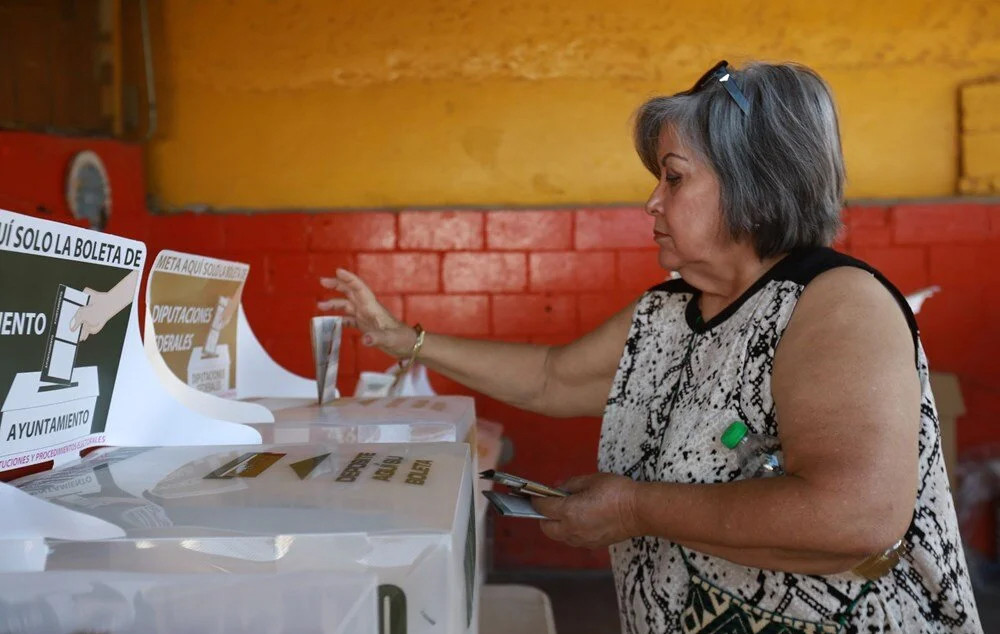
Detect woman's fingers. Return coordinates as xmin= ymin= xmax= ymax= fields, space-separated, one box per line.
xmin=320 ymin=269 xmax=404 ymax=333
xmin=316 ymin=298 xmax=356 ymax=315
xmin=336 ymin=268 xmax=379 ymax=303
xmin=321 ymin=269 xmax=378 ymax=311
xmin=531 ymin=495 xmax=563 ymax=519
xmin=319 ymin=277 xmax=342 ymax=290
xmin=559 ymin=475 xmax=595 ymax=494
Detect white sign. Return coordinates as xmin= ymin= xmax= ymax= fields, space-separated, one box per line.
xmin=0 ymin=210 xmax=144 ymax=471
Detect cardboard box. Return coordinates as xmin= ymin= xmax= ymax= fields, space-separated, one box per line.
xmin=0 ymin=570 xmax=378 ymax=634
xmin=13 ymin=442 xmax=478 ymax=634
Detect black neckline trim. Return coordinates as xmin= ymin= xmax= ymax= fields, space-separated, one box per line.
xmin=683 ymin=248 xmax=808 ymax=333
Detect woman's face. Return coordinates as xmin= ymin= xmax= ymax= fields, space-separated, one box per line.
xmin=645 ymin=124 xmax=730 ymax=272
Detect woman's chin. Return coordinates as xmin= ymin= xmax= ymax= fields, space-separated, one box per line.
xmin=657 ymin=250 xmax=682 ymax=272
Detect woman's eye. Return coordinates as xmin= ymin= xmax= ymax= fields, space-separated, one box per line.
xmin=665 ymin=174 xmax=681 ymax=186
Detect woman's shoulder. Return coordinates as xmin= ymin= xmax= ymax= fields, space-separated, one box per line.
xmin=778 ymin=247 xmax=919 ymax=349
xmin=785 ymin=263 xmax=919 ymax=364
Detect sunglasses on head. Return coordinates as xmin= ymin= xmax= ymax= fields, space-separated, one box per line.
xmin=685 ymin=60 xmax=750 ymax=116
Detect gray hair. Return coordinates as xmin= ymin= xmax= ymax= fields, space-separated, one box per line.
xmin=634 ymin=62 xmax=845 ymax=258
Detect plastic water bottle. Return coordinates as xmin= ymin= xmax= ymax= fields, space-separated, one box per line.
xmin=721 ymin=421 xmax=784 ymax=478
xmin=721 ymin=421 xmax=904 ymax=579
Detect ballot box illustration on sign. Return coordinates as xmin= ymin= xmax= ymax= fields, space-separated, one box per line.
xmin=0 ymin=210 xmax=143 ymax=469
xmin=146 ymin=252 xmax=247 ymax=399
xmin=12 ymin=441 xmax=479 ymax=634
xmin=185 ymin=294 xmax=233 ymax=395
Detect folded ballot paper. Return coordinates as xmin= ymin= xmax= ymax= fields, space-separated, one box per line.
xmin=310 ymin=316 xmax=342 ymax=404
xmin=11 ymin=442 xmax=479 ymax=634
xmin=0 ymin=570 xmax=378 ymax=634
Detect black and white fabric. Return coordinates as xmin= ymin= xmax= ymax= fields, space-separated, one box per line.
xmin=598 ymin=247 xmax=982 ymax=633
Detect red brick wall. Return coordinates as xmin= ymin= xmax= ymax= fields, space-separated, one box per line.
xmin=2 ymin=131 xmax=1000 ymax=568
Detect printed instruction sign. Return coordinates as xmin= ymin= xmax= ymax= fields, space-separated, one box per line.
xmin=0 ymin=210 xmax=144 ymax=471
xmin=147 ymin=251 xmax=248 ymax=398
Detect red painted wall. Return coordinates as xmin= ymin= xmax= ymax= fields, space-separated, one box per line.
xmin=2 ymin=131 xmax=999 ymax=568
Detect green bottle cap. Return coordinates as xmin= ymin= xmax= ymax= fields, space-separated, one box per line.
xmin=721 ymin=421 xmax=748 ymax=449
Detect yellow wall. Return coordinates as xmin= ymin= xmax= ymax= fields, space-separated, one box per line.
xmin=148 ymin=0 xmax=1000 ymax=210
xmin=960 ymin=80 xmax=1000 ymax=195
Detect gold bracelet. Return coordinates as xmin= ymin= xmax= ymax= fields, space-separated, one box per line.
xmin=402 ymin=323 xmax=425 ymax=371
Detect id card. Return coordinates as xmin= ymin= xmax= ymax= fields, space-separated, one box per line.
xmin=482 ymin=490 xmax=548 ymax=519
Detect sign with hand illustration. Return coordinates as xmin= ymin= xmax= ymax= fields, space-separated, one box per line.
xmin=0 ymin=210 xmax=144 ymax=471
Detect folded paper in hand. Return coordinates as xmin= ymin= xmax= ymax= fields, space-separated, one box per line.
xmin=310 ymin=316 xmax=342 ymax=404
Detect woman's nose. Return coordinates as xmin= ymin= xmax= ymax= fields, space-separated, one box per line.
xmin=644 ymin=185 xmax=664 ymax=217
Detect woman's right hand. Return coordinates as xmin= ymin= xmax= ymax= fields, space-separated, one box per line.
xmin=318 ymin=268 xmax=417 ymax=358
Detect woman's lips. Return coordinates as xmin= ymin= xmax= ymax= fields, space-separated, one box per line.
xmin=653 ymin=230 xmax=669 ymax=242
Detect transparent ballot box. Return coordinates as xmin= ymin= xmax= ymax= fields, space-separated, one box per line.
xmin=10 ymin=442 xmax=478 ymax=634
xmin=0 ymin=570 xmax=378 ymax=634
xmin=248 ymin=395 xmax=477 ymax=445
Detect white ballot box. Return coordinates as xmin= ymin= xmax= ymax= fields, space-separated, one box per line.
xmin=11 ymin=442 xmax=478 ymax=634
xmin=0 ymin=569 xmax=378 ymax=634
xmin=0 ymin=367 xmax=99 ymax=457
xmin=247 ymin=395 xmax=501 ymax=590
xmin=249 ymin=418 xmax=461 ymax=446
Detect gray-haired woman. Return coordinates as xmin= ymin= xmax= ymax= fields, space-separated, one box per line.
xmin=320 ymin=61 xmax=981 ymax=633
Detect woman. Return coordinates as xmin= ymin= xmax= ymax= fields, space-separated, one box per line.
xmin=320 ymin=61 xmax=981 ymax=633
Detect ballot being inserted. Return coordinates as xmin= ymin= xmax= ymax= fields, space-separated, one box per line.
xmin=310 ymin=316 xmax=342 ymax=404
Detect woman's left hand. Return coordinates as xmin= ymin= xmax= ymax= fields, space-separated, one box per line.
xmin=531 ymin=472 xmax=643 ymax=549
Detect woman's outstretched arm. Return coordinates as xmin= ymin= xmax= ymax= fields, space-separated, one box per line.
xmin=319 ymin=268 xmax=636 ymax=417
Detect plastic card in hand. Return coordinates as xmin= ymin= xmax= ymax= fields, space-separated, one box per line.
xmin=482 ymin=491 xmax=548 ymax=520
xmin=11 ymin=441 xmax=479 ymax=634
